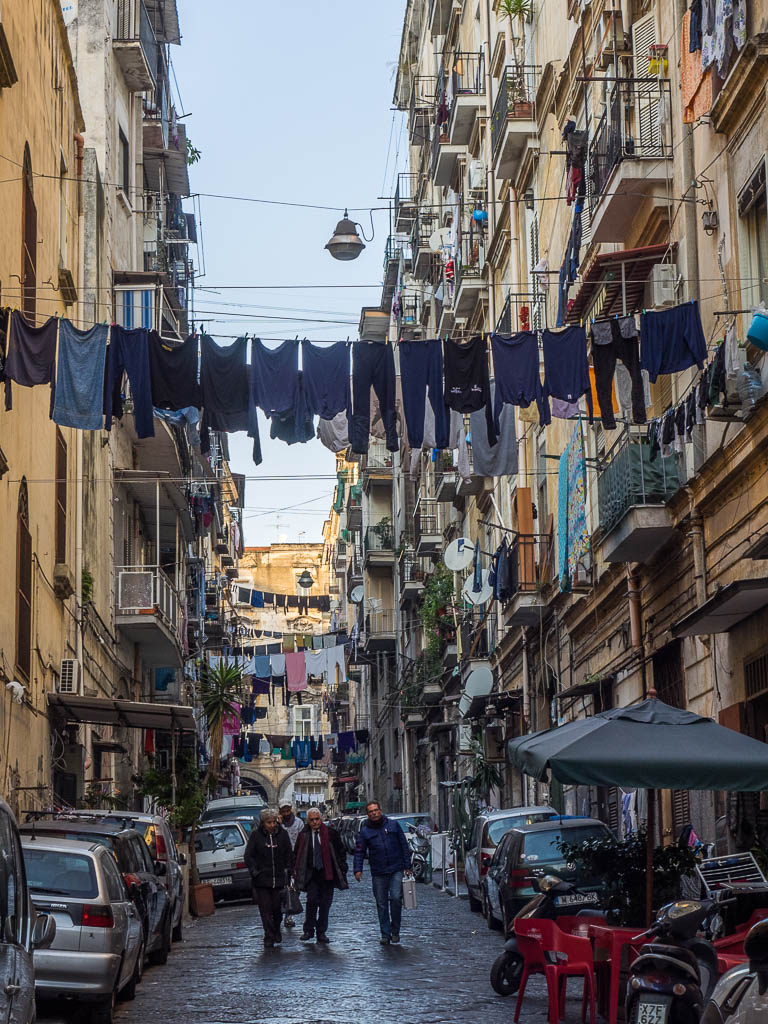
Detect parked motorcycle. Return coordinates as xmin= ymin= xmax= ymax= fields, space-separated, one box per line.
xmin=701 ymin=917 xmax=768 ymax=1024
xmin=407 ymin=823 xmax=432 ymax=882
xmin=627 ymin=899 xmax=727 ymax=1024
xmin=490 ymin=874 xmax=604 ymax=997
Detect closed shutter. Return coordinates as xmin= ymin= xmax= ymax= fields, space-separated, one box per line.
xmin=671 ymin=789 xmax=691 ymax=834
xmin=632 ymin=13 xmax=657 ymax=78
xmin=632 ymin=14 xmax=659 ymax=152
xmin=55 ymin=429 xmax=67 ymax=565
xmin=22 ymin=169 xmax=37 ymax=321
xmin=16 ymin=485 xmax=32 ymax=681
xmin=529 ymin=214 xmax=543 ymax=329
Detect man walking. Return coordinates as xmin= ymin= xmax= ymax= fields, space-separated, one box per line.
xmin=354 ymin=800 xmax=412 ymax=945
xmin=244 ymin=808 xmax=294 ymax=948
xmin=279 ymin=802 xmax=304 ymax=927
xmin=294 ymin=807 xmax=348 ymax=943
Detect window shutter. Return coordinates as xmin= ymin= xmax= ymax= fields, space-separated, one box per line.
xmin=632 ymin=14 xmax=657 ymax=78
xmin=632 ymin=14 xmax=659 ymax=151
xmin=55 ymin=430 xmax=67 ymax=565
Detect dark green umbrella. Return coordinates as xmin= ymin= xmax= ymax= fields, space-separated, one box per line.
xmin=507 ymin=697 xmax=768 ymax=921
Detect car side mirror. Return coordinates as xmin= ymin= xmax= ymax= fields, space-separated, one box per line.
xmin=745 ymin=919 xmax=768 ymax=994
xmin=31 ymin=912 xmax=56 ymax=950
xmin=154 ymin=860 xmax=168 ymax=877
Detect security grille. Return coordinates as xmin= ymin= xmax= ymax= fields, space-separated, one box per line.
xmin=746 ymin=650 xmax=768 ymax=701
xmin=118 ymin=570 xmax=154 ymax=611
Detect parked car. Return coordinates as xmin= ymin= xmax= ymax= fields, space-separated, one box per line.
xmin=345 ymin=815 xmax=367 ymax=854
xmin=199 ymin=797 xmax=265 ymax=831
xmin=193 ymin=821 xmax=251 ymax=902
xmin=465 ymin=806 xmax=558 ymax=912
xmin=19 ymin=821 xmax=172 ymax=966
xmin=337 ymin=816 xmax=356 ymax=852
xmin=0 ymin=798 xmax=56 ymax=1024
xmin=387 ymin=813 xmax=435 ymax=834
xmin=483 ymin=817 xmax=613 ymax=935
xmin=22 ymin=836 xmax=143 ymax=1023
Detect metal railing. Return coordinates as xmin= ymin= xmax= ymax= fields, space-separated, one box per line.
xmin=460 ymin=609 xmax=497 ymax=660
xmin=495 ymin=291 xmax=546 ymax=334
xmin=394 ymin=172 xmax=419 ymax=224
xmin=491 ymin=66 xmax=539 ymax=159
xmin=411 ymin=211 xmax=436 ymax=266
xmin=116 ymin=565 xmax=181 ymax=636
xmin=365 ymin=608 xmax=397 ymax=635
xmin=588 ymin=78 xmax=672 ymax=216
xmin=455 ymin=230 xmax=485 ymax=289
xmin=508 ymin=534 xmax=543 ymax=597
xmin=364 ymin=525 xmax=394 ymax=554
xmin=409 ymin=76 xmax=437 ymax=142
xmin=436 ymin=51 xmax=485 ymax=123
xmin=115 ymin=0 xmax=158 ymax=84
xmin=384 ymin=234 xmax=412 ymax=268
xmin=398 ymin=292 xmax=421 ymax=330
xmin=365 ymin=440 xmax=395 ymax=472
xmin=400 ymin=553 xmax=427 ymax=587
xmin=415 ymin=498 xmax=439 ymax=539
xmin=597 ymin=426 xmax=681 ymax=537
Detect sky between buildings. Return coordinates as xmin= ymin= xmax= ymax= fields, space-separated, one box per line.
xmin=172 ymin=1 xmax=407 ymax=545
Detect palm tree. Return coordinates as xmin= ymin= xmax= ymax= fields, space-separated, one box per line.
xmin=200 ymin=660 xmax=244 ymax=797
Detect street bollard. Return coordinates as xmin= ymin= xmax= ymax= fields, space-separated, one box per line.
xmin=441 ymin=833 xmax=447 ymax=892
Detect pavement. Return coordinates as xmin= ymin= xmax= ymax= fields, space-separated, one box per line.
xmin=37 ymin=879 xmax=553 ymax=1024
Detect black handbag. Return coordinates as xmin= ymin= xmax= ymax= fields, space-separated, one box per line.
xmin=281 ymin=884 xmax=302 ymax=916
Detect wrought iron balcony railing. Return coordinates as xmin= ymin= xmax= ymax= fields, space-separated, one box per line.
xmin=491 ymin=66 xmax=539 ymax=159
xmin=597 ymin=426 xmax=681 ymax=538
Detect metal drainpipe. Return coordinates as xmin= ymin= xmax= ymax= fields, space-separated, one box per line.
xmin=483 ymin=0 xmax=497 ymax=327
xmin=689 ymin=510 xmax=707 ymax=605
xmin=627 ymin=567 xmax=648 ymax=697
xmin=521 ymin=627 xmax=531 ymax=803
xmin=676 ymin=0 xmax=700 ymax=301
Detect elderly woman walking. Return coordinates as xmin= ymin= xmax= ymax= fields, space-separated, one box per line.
xmin=244 ymin=808 xmax=295 ymax=948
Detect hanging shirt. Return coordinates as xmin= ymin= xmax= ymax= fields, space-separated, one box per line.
xmin=4 ymin=312 xmax=59 ymax=412
xmin=53 ymin=321 xmax=109 ymax=430
xmin=200 ymin=334 xmax=249 ymax=432
xmin=148 ymin=331 xmax=201 ymax=410
xmin=301 ymin=340 xmax=350 ymax=420
xmin=443 ymin=336 xmax=495 ymax=445
xmin=491 ymin=332 xmax=550 ymax=427
xmin=305 ymin=648 xmax=328 ymax=679
xmin=641 ymin=302 xmax=708 ymax=383
xmin=542 ymin=326 xmax=592 ymax=416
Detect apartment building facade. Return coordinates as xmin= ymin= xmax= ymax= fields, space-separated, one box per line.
xmin=331 ymin=0 xmax=768 ymax=844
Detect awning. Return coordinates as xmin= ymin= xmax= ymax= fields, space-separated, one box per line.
xmin=671 ymin=579 xmax=768 ymax=637
xmin=567 ymin=243 xmax=672 ymax=323
xmin=48 ymin=693 xmax=196 ymax=731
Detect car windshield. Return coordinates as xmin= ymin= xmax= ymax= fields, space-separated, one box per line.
xmin=487 ymin=812 xmax=557 ymax=846
xmin=24 ymin=848 xmax=99 ymax=898
xmin=195 ymin=826 xmax=243 ymax=853
xmin=202 ymin=806 xmax=263 ymax=823
xmin=520 ymin=826 xmax=610 ymax=865
xmin=391 ymin=815 xmax=435 ymax=832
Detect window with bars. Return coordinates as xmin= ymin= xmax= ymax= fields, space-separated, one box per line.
xmin=55 ymin=429 xmax=67 ymax=565
xmin=16 ymin=481 xmax=31 ymax=681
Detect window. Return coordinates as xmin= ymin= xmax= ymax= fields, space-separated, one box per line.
xmin=25 ymin=849 xmax=98 ymax=899
xmin=101 ymin=852 xmax=127 ymax=903
xmin=59 ymin=152 xmax=68 ymax=267
xmin=118 ymin=128 xmax=130 ymax=197
xmin=739 ymin=159 xmax=768 ymax=310
xmin=22 ymin=145 xmax=36 ymax=321
xmin=16 ymin=481 xmax=31 ymax=681
xmin=293 ymin=706 xmax=313 ymax=738
xmin=55 ymin=429 xmax=67 ymax=565
xmin=118 ymin=288 xmax=154 ymax=330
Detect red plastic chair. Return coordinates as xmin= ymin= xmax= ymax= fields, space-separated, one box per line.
xmin=520 ymin=919 xmax=597 ymax=1024
xmin=514 ymin=919 xmax=559 ymax=1024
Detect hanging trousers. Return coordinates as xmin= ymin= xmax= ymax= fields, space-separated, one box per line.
xmin=350 ymin=342 xmax=398 ymax=454
xmin=104 ymin=325 xmax=155 ymax=438
xmin=592 ymin=325 xmax=647 ymax=429
xmin=399 ymin=339 xmax=448 ymax=449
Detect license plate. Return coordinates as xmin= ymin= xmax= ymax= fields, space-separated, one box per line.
xmin=206 ymin=876 xmax=232 ymax=886
xmin=554 ymin=892 xmax=599 ymax=907
xmin=636 ymin=1000 xmax=669 ymax=1024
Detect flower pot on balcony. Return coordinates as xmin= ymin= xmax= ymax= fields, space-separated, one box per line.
xmin=513 ymin=100 xmax=533 ymax=118
xmin=189 ymin=883 xmax=215 ymax=917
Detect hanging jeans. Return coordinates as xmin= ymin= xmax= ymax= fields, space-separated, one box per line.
xmin=591 ymin=322 xmax=647 ymax=429
xmin=350 ymin=342 xmax=398 ymax=454
xmin=399 ymin=339 xmax=448 ymax=449
xmin=104 ymin=325 xmax=155 ymax=438
xmin=371 ymin=871 xmax=404 ymax=939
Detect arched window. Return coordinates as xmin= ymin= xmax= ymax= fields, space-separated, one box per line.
xmin=22 ymin=144 xmax=36 ymax=321
xmin=16 ymin=480 xmax=31 ymax=681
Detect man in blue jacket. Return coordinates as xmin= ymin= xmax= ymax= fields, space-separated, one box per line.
xmin=354 ymin=800 xmax=412 ymax=944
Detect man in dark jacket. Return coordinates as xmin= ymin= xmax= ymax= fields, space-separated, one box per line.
xmin=244 ymin=808 xmax=294 ymax=948
xmin=353 ymin=800 xmax=412 ymax=945
xmin=293 ymin=807 xmax=347 ymax=943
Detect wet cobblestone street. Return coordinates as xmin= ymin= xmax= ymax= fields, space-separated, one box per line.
xmin=40 ymin=880 xmax=550 ymax=1024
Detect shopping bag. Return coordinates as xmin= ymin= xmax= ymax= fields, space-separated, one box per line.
xmin=281 ymin=885 xmax=302 ymax=916
xmin=402 ymin=876 xmax=418 ymax=910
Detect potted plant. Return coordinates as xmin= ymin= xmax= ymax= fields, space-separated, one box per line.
xmin=499 ymin=0 xmax=534 ymax=118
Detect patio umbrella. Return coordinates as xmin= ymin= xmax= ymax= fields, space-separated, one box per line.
xmin=507 ymin=696 xmax=768 ymax=922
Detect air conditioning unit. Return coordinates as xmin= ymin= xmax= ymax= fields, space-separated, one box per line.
xmin=58 ymin=659 xmax=82 ymax=695
xmin=468 ymin=159 xmax=486 ymax=192
xmin=647 ymin=263 xmax=677 ymax=308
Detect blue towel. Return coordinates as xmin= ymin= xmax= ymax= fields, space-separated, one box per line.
xmin=253 ymin=655 xmax=271 ymax=678
xmin=250 ymin=590 xmax=264 ymax=608
xmin=53 ymin=321 xmax=109 ymax=429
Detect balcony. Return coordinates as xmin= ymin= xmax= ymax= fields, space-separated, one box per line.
xmin=334 ymin=542 xmax=347 ymax=578
xmin=431 ymin=121 xmax=463 ymax=187
xmin=456 ymin=445 xmax=488 ymax=497
xmin=383 ymin=235 xmax=412 ymax=308
xmin=461 ymin=610 xmax=497 ymax=665
xmin=441 ymin=52 xmax=485 ymax=145
xmin=503 ymin=535 xmax=548 ymax=627
xmin=409 ymin=76 xmax=437 ymax=144
xmin=346 ymin=546 xmax=363 ymax=589
xmin=364 ymin=524 xmax=395 ymax=571
xmin=399 ymin=551 xmax=427 ymax=604
xmin=397 ymin=292 xmax=422 ymax=335
xmin=435 ymin=450 xmax=457 ymax=503
xmin=346 ymin=483 xmax=363 ymax=530
xmin=411 ymin=212 xmax=438 ymax=280
xmin=362 ymin=441 xmax=394 ymax=492
xmin=454 ymin=231 xmax=485 ymax=317
xmin=491 ymin=66 xmax=539 ymax=179
xmin=588 ymin=78 xmax=673 ymax=243
xmin=597 ymin=427 xmax=681 ymax=563
xmin=115 ymin=566 xmax=183 ymax=666
xmin=394 ymin=172 xmax=419 ymax=233
xmin=415 ymin=498 xmax=441 ymax=556
xmin=363 ymin=608 xmax=396 ymax=653
xmin=428 ymin=0 xmax=452 ymax=37
xmin=114 ymin=0 xmax=157 ymax=92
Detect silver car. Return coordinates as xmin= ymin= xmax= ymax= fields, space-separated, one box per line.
xmin=194 ymin=821 xmax=251 ymax=901
xmin=22 ymin=837 xmax=143 ymax=1023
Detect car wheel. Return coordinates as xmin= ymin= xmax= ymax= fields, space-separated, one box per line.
xmin=412 ymin=859 xmax=426 ymax=882
xmin=120 ymin=940 xmax=144 ymax=1002
xmin=468 ymin=892 xmax=482 ymax=913
xmin=89 ymin=986 xmax=116 ymax=1024
xmin=172 ymin=911 xmax=183 ymax=943
xmin=148 ymin=913 xmax=171 ymax=966
xmin=490 ymin=951 xmax=524 ymax=996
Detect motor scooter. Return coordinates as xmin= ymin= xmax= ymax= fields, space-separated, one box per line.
xmin=490 ymin=875 xmax=604 ymax=996
xmin=407 ymin=823 xmax=432 ymax=882
xmin=626 ymin=899 xmax=727 ymax=1024
xmin=700 ymin=917 xmax=768 ymax=1024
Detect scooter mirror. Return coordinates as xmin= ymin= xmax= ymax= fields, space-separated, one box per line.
xmin=537 ymin=874 xmax=563 ymax=893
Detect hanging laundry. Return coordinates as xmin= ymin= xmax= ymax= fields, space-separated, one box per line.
xmin=354 ymin=729 xmax=370 ymax=745
xmin=542 ymin=326 xmax=592 ymax=417
xmin=443 ymin=336 xmax=495 ymax=444
xmin=148 ymin=331 xmax=201 ymax=410
xmin=3 ymin=311 xmax=59 ymax=413
xmin=285 ymin=652 xmax=307 ymax=692
xmin=350 ymin=341 xmax=398 ymax=454
xmin=681 ymin=10 xmax=713 ymax=123
xmin=270 ymin=653 xmax=286 ymax=677
xmin=490 ymin=537 xmax=514 ymax=602
xmin=250 ymin=590 xmax=265 ymax=608
xmin=104 ymin=324 xmax=155 ymax=438
xmin=310 ymin=735 xmax=324 ymax=761
xmin=470 ymin=385 xmax=518 ymax=477
xmin=399 ymin=339 xmax=449 ymax=449
xmin=491 ymin=331 xmax=550 ymax=427
xmin=305 ymin=648 xmax=328 ymax=678
xmin=250 ymin=338 xmax=299 ymax=417
xmin=325 ymin=645 xmax=346 ymax=686
xmin=253 ymin=655 xmax=271 ymax=678
xmin=472 ymin=539 xmax=483 ymax=593
xmin=52 ymin=321 xmax=109 ymax=430
xmin=641 ymin=302 xmax=707 ymax=382
xmin=337 ymin=731 xmax=356 ymax=753
xmin=591 ymin=317 xmax=646 ymax=429
xmin=200 ymin=334 xmax=249 ymax=431
xmin=301 ymin=340 xmax=350 ymax=420
xmin=292 ymin=737 xmax=312 ymax=768
xmin=317 ymin=410 xmax=350 ymax=452
xmin=251 ymin=677 xmax=271 ymax=695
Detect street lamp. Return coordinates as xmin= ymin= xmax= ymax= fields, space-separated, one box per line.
xmin=297 ymin=570 xmax=314 ymax=589
xmin=325 ymin=208 xmax=376 ymax=261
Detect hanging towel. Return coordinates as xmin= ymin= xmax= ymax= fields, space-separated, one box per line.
xmin=148 ymin=331 xmax=201 ymax=410
xmin=251 ymin=677 xmax=271 ymax=695
xmin=326 ymin=646 xmax=346 ymax=686
xmin=270 ymin=653 xmax=286 ymax=677
xmin=301 ymin=340 xmax=350 ymax=419
xmin=285 ymin=652 xmax=307 ymax=691
xmin=470 ymin=384 xmax=518 ymax=477
xmin=305 ymin=648 xmax=328 ymax=678
xmin=253 ymin=655 xmax=271 ymax=678
xmin=53 ymin=321 xmax=109 ymax=429
xmin=250 ymin=590 xmax=265 ymax=608
xmin=4 ymin=311 xmax=58 ymax=413
xmin=322 ymin=634 xmax=336 ymax=649
xmin=337 ymin=731 xmax=356 ymax=753
xmin=104 ymin=324 xmax=155 ymax=437
xmin=557 ymin=423 xmax=589 ymax=593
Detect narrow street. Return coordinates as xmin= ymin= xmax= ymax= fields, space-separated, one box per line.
xmin=41 ymin=884 xmax=547 ymax=1024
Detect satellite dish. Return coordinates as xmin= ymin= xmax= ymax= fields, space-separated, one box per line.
xmin=350 ymin=585 xmax=365 ymax=604
xmin=464 ymin=665 xmax=493 ymax=698
xmin=462 ymin=569 xmax=493 ymax=607
xmin=445 ymin=537 xmax=475 ymax=572
xmin=429 ymin=226 xmax=451 ymax=253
